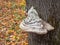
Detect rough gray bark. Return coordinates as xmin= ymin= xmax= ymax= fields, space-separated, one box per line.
xmin=26 ymin=0 xmax=60 ymax=45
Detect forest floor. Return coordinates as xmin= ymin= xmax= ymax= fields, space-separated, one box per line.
xmin=0 ymin=0 xmax=28 ymax=45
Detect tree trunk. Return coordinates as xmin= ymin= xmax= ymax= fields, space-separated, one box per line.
xmin=26 ymin=0 xmax=60 ymax=45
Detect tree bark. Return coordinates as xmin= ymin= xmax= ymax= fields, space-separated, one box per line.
xmin=26 ymin=0 xmax=60 ymax=45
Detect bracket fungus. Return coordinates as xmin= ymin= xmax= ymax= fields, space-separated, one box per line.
xmin=19 ymin=6 xmax=54 ymax=34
